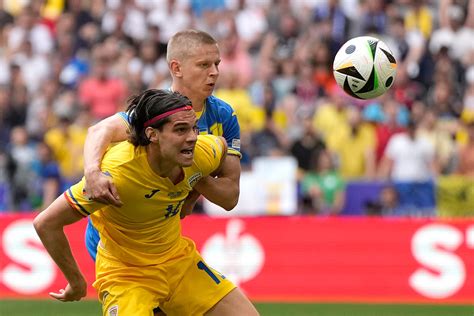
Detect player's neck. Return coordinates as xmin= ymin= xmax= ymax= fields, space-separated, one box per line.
xmin=171 ymin=84 xmax=206 ymax=112
xmin=146 ymin=146 xmax=182 ymax=181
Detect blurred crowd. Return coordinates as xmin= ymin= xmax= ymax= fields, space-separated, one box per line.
xmin=0 ymin=0 xmax=473 ymax=216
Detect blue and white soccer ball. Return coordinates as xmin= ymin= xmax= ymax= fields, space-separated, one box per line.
xmin=333 ymin=36 xmax=397 ymax=100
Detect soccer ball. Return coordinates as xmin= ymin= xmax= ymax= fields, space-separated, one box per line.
xmin=333 ymin=36 xmax=397 ymax=99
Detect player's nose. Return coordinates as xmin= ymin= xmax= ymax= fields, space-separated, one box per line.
xmin=186 ymin=129 xmax=198 ymax=143
xmin=209 ymin=63 xmax=219 ymax=77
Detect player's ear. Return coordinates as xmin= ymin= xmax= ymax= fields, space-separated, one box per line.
xmin=145 ymin=127 xmax=158 ymax=142
xmin=170 ymin=60 xmax=182 ymax=78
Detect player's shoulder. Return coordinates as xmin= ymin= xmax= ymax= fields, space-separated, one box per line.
xmin=194 ymin=135 xmax=224 ymax=161
xmin=207 ymin=95 xmax=235 ymax=115
xmin=195 ymin=134 xmax=224 ymax=151
xmin=102 ymin=141 xmax=139 ymax=169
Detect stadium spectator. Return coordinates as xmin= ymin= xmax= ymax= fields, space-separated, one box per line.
xmin=365 ymin=184 xmax=404 ymax=216
xmin=0 ymin=85 xmax=11 ymax=148
xmin=313 ymin=86 xmax=351 ymax=146
xmin=232 ymin=0 xmax=268 ymax=53
xmin=382 ymin=15 xmax=426 ymax=83
xmin=403 ymin=0 xmax=433 ymax=39
xmin=378 ymin=118 xmax=436 ymax=182
xmin=44 ymin=105 xmax=89 ymax=187
xmin=0 ymin=0 xmax=472 ymax=217
xmin=429 ymin=0 xmax=474 ymax=63
xmin=290 ymin=113 xmax=326 ymax=175
xmin=417 ymin=108 xmax=457 ymax=174
xmin=374 ymin=98 xmax=407 ymax=164
xmin=147 ymin=0 xmax=192 ymax=42
xmin=78 ymin=45 xmax=128 ymax=121
xmin=25 ymin=79 xmax=60 ymax=140
xmin=7 ymin=5 xmax=54 ymax=55
xmin=330 ymin=106 xmax=376 ymax=180
xmin=214 ymin=70 xmax=258 ymax=134
xmin=31 ymin=141 xmax=61 ymax=211
xmin=249 ymin=111 xmax=289 ymax=159
xmin=6 ymin=82 xmax=28 ymax=128
xmin=378 ymin=118 xmax=437 ymax=216
xmin=218 ymin=27 xmax=253 ymax=88
xmin=310 ymin=41 xmax=337 ymax=96
xmin=456 ymin=119 xmax=474 ymax=178
xmin=301 ymin=149 xmax=345 ymax=215
xmin=359 ymin=0 xmax=388 ymax=35
xmin=312 ymin=0 xmax=350 ymax=47
xmin=6 ymin=126 xmax=36 ymax=210
xmin=127 ymin=39 xmax=166 ymax=90
xmin=11 ymin=39 xmax=50 ymax=94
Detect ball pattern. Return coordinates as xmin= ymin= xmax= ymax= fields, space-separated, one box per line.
xmin=333 ymin=36 xmax=397 ymax=99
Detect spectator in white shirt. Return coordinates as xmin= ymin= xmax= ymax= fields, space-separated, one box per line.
xmin=378 ymin=118 xmax=437 ymax=182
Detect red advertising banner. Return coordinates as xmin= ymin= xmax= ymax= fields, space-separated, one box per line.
xmin=0 ymin=213 xmax=473 ymax=303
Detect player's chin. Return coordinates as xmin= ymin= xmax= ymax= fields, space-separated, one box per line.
xmin=204 ymin=85 xmax=215 ymax=94
xmin=177 ymin=153 xmax=194 ymax=166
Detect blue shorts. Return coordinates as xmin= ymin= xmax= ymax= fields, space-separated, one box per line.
xmin=85 ymin=217 xmax=100 ymax=261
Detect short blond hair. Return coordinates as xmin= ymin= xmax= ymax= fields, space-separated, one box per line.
xmin=166 ymin=29 xmax=217 ymax=63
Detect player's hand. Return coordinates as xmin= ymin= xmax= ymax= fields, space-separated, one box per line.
xmin=49 ymin=282 xmax=87 ymax=302
xmin=180 ymin=199 xmax=197 ymax=219
xmin=180 ymin=189 xmax=201 ymax=219
xmin=84 ymin=169 xmax=123 ymax=207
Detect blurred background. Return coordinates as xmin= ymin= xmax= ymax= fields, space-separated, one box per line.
xmin=0 ymin=0 xmax=473 ymax=315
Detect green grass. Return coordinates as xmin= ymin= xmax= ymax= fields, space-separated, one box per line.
xmin=255 ymin=302 xmax=474 ymax=316
xmin=0 ymin=300 xmax=473 ymax=316
xmin=0 ymin=300 xmax=101 ymax=316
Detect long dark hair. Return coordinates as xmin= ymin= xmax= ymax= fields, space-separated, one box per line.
xmin=127 ymin=89 xmax=192 ymax=146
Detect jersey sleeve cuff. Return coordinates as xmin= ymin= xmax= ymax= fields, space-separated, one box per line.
xmin=227 ymin=148 xmax=242 ymax=158
xmin=63 ymin=190 xmax=90 ymax=217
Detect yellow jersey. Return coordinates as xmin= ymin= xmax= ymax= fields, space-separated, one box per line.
xmin=65 ymin=135 xmax=225 ymax=266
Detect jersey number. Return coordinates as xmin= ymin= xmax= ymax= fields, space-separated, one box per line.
xmin=164 ymin=199 xmax=184 ymax=218
xmin=197 ymin=260 xmax=225 ymax=284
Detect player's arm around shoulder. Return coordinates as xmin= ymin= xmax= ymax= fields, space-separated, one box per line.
xmin=83 ymin=113 xmax=129 ymax=207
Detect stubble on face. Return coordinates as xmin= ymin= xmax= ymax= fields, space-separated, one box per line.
xmin=156 ymin=110 xmax=198 ymax=168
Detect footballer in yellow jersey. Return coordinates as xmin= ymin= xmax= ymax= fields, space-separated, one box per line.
xmin=66 ymin=135 xmax=235 ymax=315
xmin=66 ymin=135 xmax=225 ymax=266
xmin=34 ymin=89 xmax=258 ymax=316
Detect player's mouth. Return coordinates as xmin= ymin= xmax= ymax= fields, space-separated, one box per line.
xmin=180 ymin=148 xmax=194 ymax=158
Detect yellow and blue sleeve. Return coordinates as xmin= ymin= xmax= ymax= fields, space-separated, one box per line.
xmin=64 ymin=179 xmax=100 ymax=217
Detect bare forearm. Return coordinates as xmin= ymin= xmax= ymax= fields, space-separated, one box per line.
xmin=84 ymin=115 xmax=128 ymax=174
xmin=34 ymin=222 xmax=85 ymax=286
xmin=84 ymin=126 xmax=114 ymax=174
xmin=33 ymin=196 xmax=87 ymax=301
xmin=194 ymin=176 xmax=239 ymax=211
xmin=195 ymin=154 xmax=241 ymax=211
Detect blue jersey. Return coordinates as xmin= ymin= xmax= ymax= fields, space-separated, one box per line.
xmin=85 ymin=95 xmax=241 ymax=260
